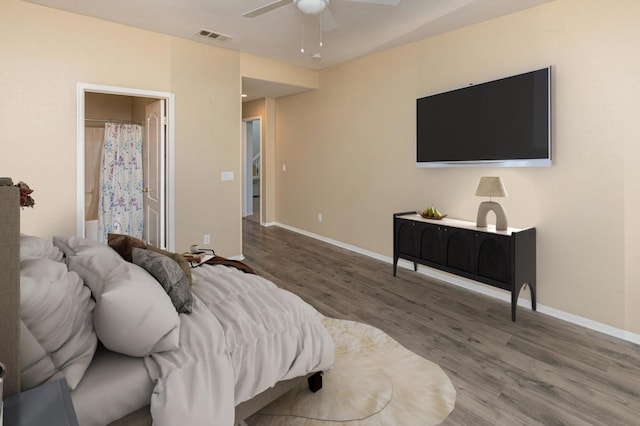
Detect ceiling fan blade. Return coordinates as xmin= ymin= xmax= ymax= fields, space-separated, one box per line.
xmin=317 ymin=8 xmax=337 ymax=31
xmin=242 ymin=0 xmax=293 ymax=18
xmin=343 ymin=0 xmax=401 ymax=5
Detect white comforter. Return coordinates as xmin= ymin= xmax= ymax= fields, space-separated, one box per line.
xmin=144 ymin=264 xmax=335 ymax=425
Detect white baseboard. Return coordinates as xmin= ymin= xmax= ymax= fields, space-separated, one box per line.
xmin=273 ymin=222 xmax=640 ymax=346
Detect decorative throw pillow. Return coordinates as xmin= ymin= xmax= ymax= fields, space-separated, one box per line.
xmin=107 ymin=233 xmax=192 ymax=286
xmin=107 ymin=233 xmax=147 ymax=262
xmin=20 ymin=257 xmax=98 ymax=390
xmin=132 ymin=248 xmax=193 ymax=313
xmin=67 ymin=253 xmax=181 ymax=357
xmin=146 ymin=245 xmax=193 ymax=286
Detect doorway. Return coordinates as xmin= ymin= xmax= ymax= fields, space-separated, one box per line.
xmin=77 ymin=83 xmax=176 ymax=250
xmin=242 ymin=117 xmax=261 ymax=223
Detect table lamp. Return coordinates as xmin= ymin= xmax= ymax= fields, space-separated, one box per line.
xmin=475 ymin=176 xmax=508 ymax=230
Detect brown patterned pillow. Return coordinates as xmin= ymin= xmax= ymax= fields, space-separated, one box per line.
xmin=107 ymin=233 xmax=192 ymax=286
xmin=107 ymin=233 xmax=146 ymax=262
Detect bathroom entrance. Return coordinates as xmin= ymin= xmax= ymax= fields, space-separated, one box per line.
xmin=77 ymin=84 xmax=175 ymax=249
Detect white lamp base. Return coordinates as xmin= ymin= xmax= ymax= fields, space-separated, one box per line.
xmin=476 ymin=201 xmax=508 ymax=231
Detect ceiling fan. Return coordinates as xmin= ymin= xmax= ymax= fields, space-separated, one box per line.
xmin=243 ymin=0 xmax=401 ymax=31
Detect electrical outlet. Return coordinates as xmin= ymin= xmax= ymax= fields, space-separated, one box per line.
xmin=203 ymin=234 xmax=211 ymax=245
xmin=282 ymin=164 xmax=287 ymax=172
xmin=317 ymin=213 xmax=323 ymax=222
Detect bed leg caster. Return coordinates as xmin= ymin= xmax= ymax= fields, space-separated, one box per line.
xmin=308 ymin=372 xmax=323 ymax=393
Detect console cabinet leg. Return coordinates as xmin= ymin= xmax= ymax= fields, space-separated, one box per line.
xmin=530 ymin=283 xmax=537 ymax=312
xmin=511 ymin=282 xmax=537 ymax=321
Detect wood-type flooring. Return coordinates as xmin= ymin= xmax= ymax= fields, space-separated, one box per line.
xmin=242 ymin=219 xmax=640 ymax=426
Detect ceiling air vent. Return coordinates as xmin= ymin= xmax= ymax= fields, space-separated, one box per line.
xmin=198 ymin=29 xmax=231 ymax=42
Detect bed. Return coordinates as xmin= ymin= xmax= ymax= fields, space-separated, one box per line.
xmin=0 ymin=183 xmax=335 ymax=425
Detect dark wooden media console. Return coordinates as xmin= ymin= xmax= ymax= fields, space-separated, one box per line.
xmin=393 ymin=212 xmax=536 ymax=321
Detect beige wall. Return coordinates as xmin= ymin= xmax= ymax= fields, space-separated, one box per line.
xmin=240 ymin=53 xmax=319 ymax=90
xmin=0 ymin=0 xmax=242 ymax=256
xmin=169 ymin=37 xmax=242 ymax=257
xmin=240 ymin=53 xmax=318 ymax=225
xmin=85 ymin=93 xmax=134 ymax=122
xmin=274 ymin=0 xmax=640 ymax=333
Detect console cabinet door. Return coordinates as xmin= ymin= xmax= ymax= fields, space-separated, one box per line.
xmin=418 ymin=223 xmax=443 ymax=265
xmin=442 ymin=227 xmax=474 ymax=274
xmin=475 ymin=233 xmax=512 ymax=289
xmin=395 ymin=219 xmax=418 ymax=258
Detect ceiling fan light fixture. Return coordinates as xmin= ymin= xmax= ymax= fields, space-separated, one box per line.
xmin=294 ymin=0 xmax=329 ymax=15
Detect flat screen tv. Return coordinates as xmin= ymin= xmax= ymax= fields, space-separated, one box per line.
xmin=416 ymin=67 xmax=551 ymax=168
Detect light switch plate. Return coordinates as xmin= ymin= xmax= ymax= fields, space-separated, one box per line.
xmin=221 ymin=171 xmax=234 ymax=181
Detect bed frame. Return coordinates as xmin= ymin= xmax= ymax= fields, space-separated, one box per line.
xmin=0 ymin=183 xmax=322 ymax=424
xmin=0 ymin=183 xmax=20 ymax=399
xmin=110 ymin=372 xmax=322 ymax=425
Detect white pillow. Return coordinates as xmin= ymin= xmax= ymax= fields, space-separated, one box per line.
xmin=53 ymin=235 xmax=120 ymax=260
xmin=20 ymin=234 xmax=64 ymax=262
xmin=20 ymin=258 xmax=98 ymax=390
xmin=19 ymin=320 xmax=64 ymax=390
xmin=20 ymin=256 xmax=68 ymax=279
xmin=67 ymin=254 xmax=180 ymax=357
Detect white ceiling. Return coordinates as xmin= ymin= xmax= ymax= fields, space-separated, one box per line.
xmin=24 ymin=0 xmax=554 ymax=101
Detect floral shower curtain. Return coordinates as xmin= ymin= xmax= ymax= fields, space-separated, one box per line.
xmin=97 ymin=122 xmax=144 ymax=243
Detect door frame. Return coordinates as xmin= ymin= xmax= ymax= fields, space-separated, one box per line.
xmin=76 ymin=83 xmax=176 ymax=250
xmin=242 ymin=116 xmax=262 ymax=221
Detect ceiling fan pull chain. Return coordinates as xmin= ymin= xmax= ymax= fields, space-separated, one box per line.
xmin=300 ymin=19 xmax=305 ymax=53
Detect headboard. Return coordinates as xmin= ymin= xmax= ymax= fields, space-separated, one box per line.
xmin=0 ymin=182 xmax=20 ymax=397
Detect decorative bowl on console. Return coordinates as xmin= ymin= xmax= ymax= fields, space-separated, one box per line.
xmin=418 ymin=207 xmax=446 ymax=220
